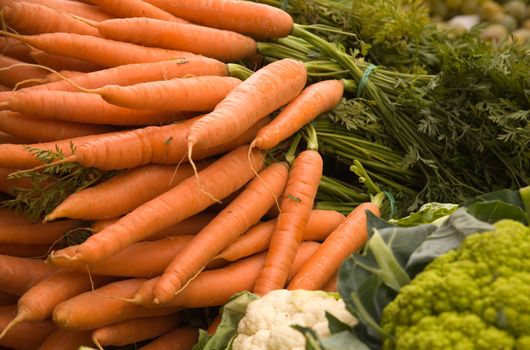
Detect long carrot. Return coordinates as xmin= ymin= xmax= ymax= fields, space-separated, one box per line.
xmin=52 ymin=278 xmax=179 ymax=331
xmin=0 ymin=306 xmax=55 ymax=350
xmin=0 ymin=270 xmax=112 ymax=340
xmin=0 ymin=90 xmax=189 ymax=126
xmin=0 ymin=130 xmax=31 ymax=144
xmin=92 ymin=17 xmax=256 ymax=62
xmin=0 ymin=111 xmax=114 ymax=142
xmin=153 ymin=161 xmax=289 ymax=303
xmin=253 ymin=150 xmax=323 ymax=296
xmin=0 ymin=37 xmax=34 ymax=62
xmin=85 ymin=235 xmax=194 ymax=278
xmin=144 ymin=0 xmax=293 ymax=40
xmin=0 ymin=255 xmax=57 ymax=296
xmin=139 ymin=326 xmax=199 ymax=350
xmin=214 ymin=209 xmax=345 ymax=263
xmin=186 ymin=58 xmax=306 ymax=155
xmin=252 ymin=80 xmax=344 ymax=150
xmin=30 ymin=49 xmax=103 ymax=73
xmin=0 ymin=31 xmax=196 ymax=68
xmin=46 ymin=162 xmax=207 ymax=221
xmin=132 ymin=241 xmax=321 ymax=308
xmin=84 ymin=76 xmax=242 ymax=111
xmin=47 ymin=145 xmax=265 ymax=268
xmin=38 ymin=329 xmax=94 ymax=350
xmin=287 ymin=200 xmax=382 ymax=291
xmin=0 ymin=219 xmax=80 ymax=245
xmin=0 ymin=243 xmax=51 ymax=258
xmin=91 ymin=313 xmax=182 ymax=350
xmin=86 ymin=0 xmax=187 ymax=23
xmin=0 ymin=207 xmax=33 ymax=225
xmin=2 ymin=1 xmax=100 ymax=36
xmin=20 ymin=0 xmax=114 ymax=22
xmin=0 ymin=55 xmax=48 ymax=88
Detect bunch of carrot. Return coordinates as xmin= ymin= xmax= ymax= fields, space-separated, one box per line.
xmin=0 ymin=0 xmax=382 ymax=348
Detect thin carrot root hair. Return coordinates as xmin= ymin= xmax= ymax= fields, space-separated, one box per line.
xmin=153 ymin=266 xmax=205 ymax=305
xmin=94 ymin=338 xmax=104 ymax=350
xmin=0 ymin=312 xmax=24 ymax=340
xmin=247 ymin=140 xmax=281 ymax=214
xmin=186 ymin=141 xmax=222 ymax=205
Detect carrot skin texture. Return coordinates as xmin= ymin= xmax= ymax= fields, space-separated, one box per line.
xmin=287 ymin=202 xmax=381 ymax=290
xmin=0 ymin=111 xmax=114 ymax=142
xmin=29 ymin=49 xmax=103 ymax=73
xmin=91 ymin=313 xmax=182 ymax=348
xmin=215 ymin=209 xmax=345 ymax=262
xmin=253 ymin=79 xmax=344 ymax=150
xmin=0 ymin=243 xmax=52 ymax=258
xmin=144 ymin=0 xmax=293 ymax=39
xmin=95 ymin=76 xmax=241 ymax=111
xmin=133 ymin=241 xmax=321 ymax=308
xmin=253 ymin=150 xmax=323 ymax=296
xmin=187 ymin=58 xmax=307 ymax=151
xmin=38 ymin=329 xmax=94 ymax=350
xmin=0 ymin=55 xmax=48 ymax=88
xmin=46 ymin=162 xmax=206 ymax=221
xmin=52 ymin=278 xmax=179 ymax=330
xmin=48 ymin=145 xmax=265 ymax=267
xmin=0 ymin=255 xmax=57 ymax=295
xmin=0 ymin=219 xmax=80 ymax=245
xmin=96 ymin=17 xmax=256 ymax=62
xmin=18 ymin=0 xmax=114 ymax=22
xmin=2 ymin=1 xmax=100 ymax=36
xmin=153 ymin=162 xmax=289 ymax=303
xmin=0 ymin=37 xmax=34 ymax=62
xmin=0 ymin=207 xmax=33 ymax=225
xmin=138 ymin=326 xmax=199 ymax=350
xmin=0 ymin=306 xmax=55 ymax=349
xmin=87 ymin=0 xmax=187 ymax=23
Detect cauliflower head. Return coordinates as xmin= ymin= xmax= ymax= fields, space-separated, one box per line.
xmin=232 ymin=289 xmax=357 ymax=350
xmin=381 ymin=219 xmax=530 ymax=350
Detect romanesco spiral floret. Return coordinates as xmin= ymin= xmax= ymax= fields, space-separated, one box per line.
xmin=381 ymin=220 xmax=530 ymax=350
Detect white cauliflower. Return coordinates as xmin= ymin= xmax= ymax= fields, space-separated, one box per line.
xmin=232 ymin=289 xmax=357 ymax=350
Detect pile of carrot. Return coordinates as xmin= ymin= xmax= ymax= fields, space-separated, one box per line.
xmin=0 ymin=0 xmax=381 ymax=348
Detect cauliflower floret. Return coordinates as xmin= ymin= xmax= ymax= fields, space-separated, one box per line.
xmin=232 ymin=289 xmax=356 ymax=350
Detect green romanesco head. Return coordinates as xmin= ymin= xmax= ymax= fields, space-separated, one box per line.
xmin=381 ymin=219 xmax=530 ymax=350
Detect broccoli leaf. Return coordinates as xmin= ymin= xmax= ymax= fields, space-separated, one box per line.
xmin=462 ymin=186 xmax=528 ymax=224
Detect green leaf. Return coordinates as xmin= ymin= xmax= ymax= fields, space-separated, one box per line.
xmin=291 ymin=325 xmax=325 ymax=350
xmin=321 ymin=331 xmax=371 ymax=350
xmin=389 ymin=202 xmax=458 ymax=226
xmin=325 ymin=312 xmax=352 ymax=334
xmin=462 ymin=187 xmax=528 ymax=224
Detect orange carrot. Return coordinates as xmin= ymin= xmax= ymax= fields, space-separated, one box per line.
xmin=0 ymin=54 xmax=48 ymax=88
xmin=52 ymin=278 xmax=179 ymax=330
xmin=30 ymin=49 xmax=103 ymax=73
xmin=322 ymin=271 xmax=338 ymax=292
xmin=0 ymin=306 xmax=55 ymax=349
xmin=86 ymin=0 xmax=185 ymax=22
xmin=38 ymin=329 xmax=94 ymax=350
xmin=139 ymin=326 xmax=199 ymax=350
xmin=48 ymin=145 xmax=265 ymax=268
xmin=0 ymin=219 xmax=80 ymax=245
xmin=91 ymin=313 xmax=182 ymax=350
xmin=287 ymin=201 xmax=381 ymax=291
xmin=2 ymin=1 xmax=100 ymax=36
xmin=186 ymin=58 xmax=306 ymax=154
xmin=93 ymin=17 xmax=256 ymax=62
xmin=1 ymin=90 xmax=190 ymax=126
xmin=46 ymin=162 xmax=210 ymax=221
xmin=85 ymin=235 xmax=194 ymax=278
xmin=132 ymin=241 xmax=321 ymax=308
xmin=0 ymin=207 xmax=33 ymax=225
xmin=0 ymin=130 xmax=31 ymax=144
xmin=153 ymin=162 xmax=289 ymax=303
xmin=144 ymin=0 xmax=293 ymax=39
xmin=0 ymin=111 xmax=114 ymax=142
xmin=252 ymin=80 xmax=344 ymax=150
xmin=19 ymin=0 xmax=114 ymax=22
xmin=0 ymin=270 xmax=112 ymax=339
xmin=0 ymin=255 xmax=57 ymax=296
xmin=215 ymin=209 xmax=345 ymax=263
xmin=87 ymin=76 xmax=241 ymax=111
xmin=0 ymin=37 xmax=34 ymax=62
xmin=253 ymin=150 xmax=323 ymax=296
xmin=0 ymin=31 xmax=196 ymax=68
xmin=0 ymin=243 xmax=51 ymax=258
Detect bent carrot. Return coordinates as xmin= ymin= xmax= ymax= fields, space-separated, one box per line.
xmin=253 ymin=150 xmax=323 ymax=296
xmin=144 ymin=0 xmax=293 ymax=40
xmin=2 ymin=1 xmax=100 ymax=36
xmin=0 ymin=219 xmax=80 ymax=245
xmin=0 ymin=111 xmax=114 ymax=142
xmin=215 ymin=209 xmax=345 ymax=263
xmin=52 ymin=278 xmax=179 ymax=330
xmin=139 ymin=326 xmax=199 ymax=350
xmin=30 ymin=49 xmax=103 ymax=73
xmin=0 ymin=306 xmax=55 ymax=350
xmin=88 ymin=76 xmax=241 ymax=111
xmin=38 ymin=329 xmax=94 ymax=350
xmin=186 ymin=58 xmax=306 ymax=154
xmin=91 ymin=313 xmax=182 ymax=350
xmin=1 ymin=90 xmax=189 ymax=126
xmin=132 ymin=241 xmax=321 ymax=308
xmin=94 ymin=17 xmax=256 ymax=62
xmin=252 ymin=80 xmax=344 ymax=150
xmin=153 ymin=162 xmax=289 ymax=303
xmin=47 ymin=145 xmax=265 ymax=267
xmin=287 ymin=200 xmax=381 ymax=291
xmin=0 ymin=31 xmax=196 ymax=68
xmin=0 ymin=255 xmax=57 ymax=296
xmin=0 ymin=55 xmax=48 ymax=88
xmin=86 ymin=0 xmax=187 ymax=23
